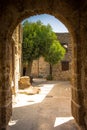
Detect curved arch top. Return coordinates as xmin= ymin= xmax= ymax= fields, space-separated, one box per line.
xmin=0 ymin=0 xmax=79 ymax=39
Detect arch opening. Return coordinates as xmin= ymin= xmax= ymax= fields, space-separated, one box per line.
xmin=9 ymin=13 xmax=78 ymax=130
xmin=0 ymin=1 xmax=85 ymax=129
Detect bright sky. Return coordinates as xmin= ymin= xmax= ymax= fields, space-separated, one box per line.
xmin=23 ymin=14 xmax=68 ymax=33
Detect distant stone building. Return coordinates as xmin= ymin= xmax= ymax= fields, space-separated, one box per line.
xmin=31 ymin=33 xmax=72 ymax=81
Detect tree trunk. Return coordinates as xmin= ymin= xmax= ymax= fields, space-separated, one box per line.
xmin=38 ymin=58 xmax=39 ymax=77
xmin=49 ymin=64 xmax=53 ymax=79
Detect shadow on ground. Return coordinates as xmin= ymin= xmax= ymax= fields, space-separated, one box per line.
xmin=9 ymin=80 xmax=78 ymax=130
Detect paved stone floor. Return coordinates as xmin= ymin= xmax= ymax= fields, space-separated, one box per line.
xmin=8 ymin=80 xmax=78 ymax=130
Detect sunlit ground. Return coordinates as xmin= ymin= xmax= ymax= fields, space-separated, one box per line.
xmin=9 ymin=120 xmax=18 ymax=126
xmin=9 ymin=81 xmax=78 ymax=130
xmin=12 ymin=83 xmax=55 ymax=108
xmin=54 ymin=117 xmax=74 ymax=127
xmin=9 ymin=116 xmax=74 ymax=127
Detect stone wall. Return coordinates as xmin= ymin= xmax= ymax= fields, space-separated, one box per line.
xmin=11 ymin=24 xmax=22 ymax=93
xmin=0 ymin=24 xmax=22 ymax=129
xmin=31 ymin=57 xmax=49 ymax=78
xmin=31 ymin=33 xmax=72 ymax=81
xmin=0 ymin=1 xmax=87 ymax=129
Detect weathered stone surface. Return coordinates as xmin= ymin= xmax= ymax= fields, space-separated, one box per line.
xmin=71 ymin=87 xmax=84 ymax=105
xmin=0 ymin=102 xmax=12 ymax=129
xmin=71 ymin=100 xmax=85 ymax=126
xmin=12 ymin=24 xmax=22 ymax=92
xmin=0 ymin=0 xmax=87 ymax=129
xmin=31 ymin=33 xmax=72 ymax=81
xmin=18 ymin=76 xmax=31 ymax=89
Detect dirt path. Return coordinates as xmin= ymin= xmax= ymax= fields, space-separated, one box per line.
xmin=8 ymin=80 xmax=78 ymax=130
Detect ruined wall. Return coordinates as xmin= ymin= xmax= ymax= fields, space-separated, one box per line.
xmin=11 ymin=24 xmax=22 ymax=93
xmin=53 ymin=33 xmax=72 ymax=80
xmin=32 ymin=57 xmax=50 ymax=78
xmin=31 ymin=33 xmax=72 ymax=80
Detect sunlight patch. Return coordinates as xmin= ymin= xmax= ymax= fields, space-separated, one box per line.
xmin=13 ymin=83 xmax=55 ymax=108
xmin=9 ymin=120 xmax=18 ymax=126
xmin=54 ymin=117 xmax=74 ymax=127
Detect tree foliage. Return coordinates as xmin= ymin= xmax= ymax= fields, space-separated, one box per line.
xmin=44 ymin=40 xmax=65 ymax=65
xmin=22 ymin=20 xmax=56 ymax=63
xmin=22 ymin=20 xmax=66 ymax=76
xmin=44 ymin=40 xmax=66 ymax=79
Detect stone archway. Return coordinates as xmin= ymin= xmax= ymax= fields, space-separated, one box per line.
xmin=0 ymin=1 xmax=87 ymax=130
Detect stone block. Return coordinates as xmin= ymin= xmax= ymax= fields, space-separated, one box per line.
xmin=18 ymin=76 xmax=31 ymax=89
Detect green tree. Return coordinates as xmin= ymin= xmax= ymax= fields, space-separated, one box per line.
xmin=22 ymin=20 xmax=57 ymax=75
xmin=44 ymin=40 xmax=66 ymax=79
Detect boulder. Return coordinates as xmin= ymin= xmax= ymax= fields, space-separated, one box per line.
xmin=18 ymin=76 xmax=31 ymax=89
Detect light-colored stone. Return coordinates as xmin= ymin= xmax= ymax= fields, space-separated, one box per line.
xmin=19 ymin=86 xmax=41 ymax=95
xmin=18 ymin=76 xmax=31 ymax=89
